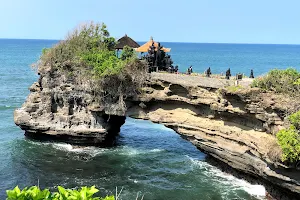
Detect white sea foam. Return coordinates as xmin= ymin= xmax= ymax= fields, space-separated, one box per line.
xmin=28 ymin=140 xmax=164 ymax=158
xmin=27 ymin=140 xmax=106 ymax=157
xmin=117 ymin=146 xmax=164 ymax=156
xmin=52 ymin=143 xmax=73 ymax=151
xmin=52 ymin=143 xmax=107 ymax=157
xmin=187 ymin=156 xmax=266 ymax=199
xmin=149 ymin=148 xmax=164 ymax=152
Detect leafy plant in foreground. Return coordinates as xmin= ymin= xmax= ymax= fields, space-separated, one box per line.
xmin=6 ymin=185 xmax=115 ymax=200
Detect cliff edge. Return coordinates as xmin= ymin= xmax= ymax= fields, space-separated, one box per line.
xmin=14 ymin=70 xmax=300 ymax=199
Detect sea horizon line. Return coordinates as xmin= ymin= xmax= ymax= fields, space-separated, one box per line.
xmin=1 ymin=38 xmax=300 ymax=46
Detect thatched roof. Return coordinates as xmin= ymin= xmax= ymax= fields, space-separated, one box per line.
xmin=115 ymin=34 xmax=140 ymax=49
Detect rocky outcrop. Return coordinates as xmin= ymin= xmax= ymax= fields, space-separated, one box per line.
xmin=14 ymin=68 xmax=126 ymax=146
xmin=127 ymin=73 xmax=300 ymax=199
xmin=15 ymin=71 xmax=299 ymax=199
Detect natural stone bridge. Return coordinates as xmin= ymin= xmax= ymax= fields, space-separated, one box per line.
xmin=14 ymin=72 xmax=300 ymax=199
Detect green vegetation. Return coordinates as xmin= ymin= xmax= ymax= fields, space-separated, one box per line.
xmin=39 ymin=22 xmax=140 ymax=77
xmin=41 ymin=48 xmax=49 ymax=55
xmin=120 ymin=46 xmax=135 ymax=61
xmin=253 ymin=69 xmax=300 ymax=163
xmin=6 ymin=186 xmax=114 ymax=200
xmin=37 ymin=22 xmax=147 ymax=107
xmin=288 ymin=111 xmax=300 ymax=129
xmin=276 ymin=126 xmax=300 ymax=163
xmin=226 ymin=85 xmax=243 ymax=93
xmin=81 ymin=50 xmax=124 ymax=77
xmin=276 ymin=110 xmax=300 ymax=164
xmin=251 ymin=68 xmax=300 ymax=96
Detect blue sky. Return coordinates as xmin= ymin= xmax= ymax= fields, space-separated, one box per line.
xmin=0 ymin=0 xmax=299 ymax=44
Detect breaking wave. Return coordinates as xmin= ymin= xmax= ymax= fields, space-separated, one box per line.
xmin=187 ymin=156 xmax=266 ymax=199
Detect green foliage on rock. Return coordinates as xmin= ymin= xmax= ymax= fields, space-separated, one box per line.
xmin=288 ymin=110 xmax=300 ymax=130
xmin=38 ymin=21 xmax=146 ymax=79
xmin=39 ymin=22 xmax=119 ymax=74
xmin=36 ymin=22 xmax=147 ymax=108
xmin=276 ymin=126 xmax=300 ymax=163
xmin=225 ymin=85 xmax=243 ymax=93
xmin=6 ymin=185 xmax=114 ymax=200
xmin=120 ymin=46 xmax=135 ymax=61
xmin=276 ymin=110 xmax=300 ymax=164
xmin=251 ymin=68 xmax=300 ymax=96
xmin=80 ymin=50 xmax=124 ymax=77
xmin=42 ymin=48 xmax=49 ymax=55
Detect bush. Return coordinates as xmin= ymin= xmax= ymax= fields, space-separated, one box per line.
xmin=251 ymin=68 xmax=300 ymax=96
xmin=36 ymin=22 xmax=147 ymax=110
xmin=6 ymin=185 xmax=114 ymax=200
xmin=276 ymin=126 xmax=300 ymax=163
xmin=120 ymin=46 xmax=135 ymax=61
xmin=38 ymin=22 xmax=117 ymax=72
xmin=81 ymin=50 xmax=124 ymax=77
xmin=288 ymin=110 xmax=300 ymax=129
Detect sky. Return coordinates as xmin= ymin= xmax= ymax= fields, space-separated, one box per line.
xmin=0 ymin=0 xmax=300 ymax=44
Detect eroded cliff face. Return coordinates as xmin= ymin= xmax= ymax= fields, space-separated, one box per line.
xmin=14 ymin=67 xmax=126 ymax=146
xmin=127 ymin=74 xmax=300 ymax=199
xmin=15 ymin=71 xmax=300 ymax=199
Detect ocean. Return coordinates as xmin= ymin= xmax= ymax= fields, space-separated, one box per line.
xmin=1 ymin=39 xmax=300 ymax=199
xmin=166 ymin=42 xmax=300 ymax=77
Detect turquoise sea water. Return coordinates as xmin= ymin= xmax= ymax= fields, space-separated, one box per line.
xmin=2 ymin=39 xmax=300 ymax=199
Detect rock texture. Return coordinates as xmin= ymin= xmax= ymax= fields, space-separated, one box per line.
xmin=14 ymin=68 xmax=126 ymax=146
xmin=127 ymin=73 xmax=300 ymax=199
xmin=15 ymin=71 xmax=300 ymax=199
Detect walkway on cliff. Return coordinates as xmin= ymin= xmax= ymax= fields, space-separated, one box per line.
xmin=150 ymin=72 xmax=253 ymax=89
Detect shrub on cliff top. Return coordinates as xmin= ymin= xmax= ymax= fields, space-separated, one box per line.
xmin=36 ymin=22 xmax=147 ymax=111
xmin=6 ymin=185 xmax=114 ymax=200
xmin=38 ymin=22 xmax=118 ymax=73
xmin=81 ymin=50 xmax=124 ymax=77
xmin=276 ymin=126 xmax=300 ymax=163
xmin=276 ymin=110 xmax=300 ymax=164
xmin=251 ymin=68 xmax=300 ymax=97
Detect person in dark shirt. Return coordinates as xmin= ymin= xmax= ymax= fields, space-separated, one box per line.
xmin=225 ymin=68 xmax=231 ymax=80
xmin=249 ymin=69 xmax=254 ymax=78
xmin=206 ymin=67 xmax=211 ymax=77
xmin=189 ymin=65 xmax=193 ymax=73
xmin=174 ymin=65 xmax=179 ymax=73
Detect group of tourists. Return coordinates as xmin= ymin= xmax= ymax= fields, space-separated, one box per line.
xmin=142 ymin=41 xmax=255 ymax=79
xmin=222 ymin=68 xmax=255 ymax=79
xmin=167 ymin=65 xmax=179 ymax=73
xmin=185 ymin=66 xmax=255 ymax=79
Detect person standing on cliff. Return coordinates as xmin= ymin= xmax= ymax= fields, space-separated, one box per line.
xmin=249 ymin=69 xmax=254 ymax=78
xmin=174 ymin=65 xmax=179 ymax=74
xmin=206 ymin=67 xmax=211 ymax=77
xmin=225 ymin=68 xmax=231 ymax=80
